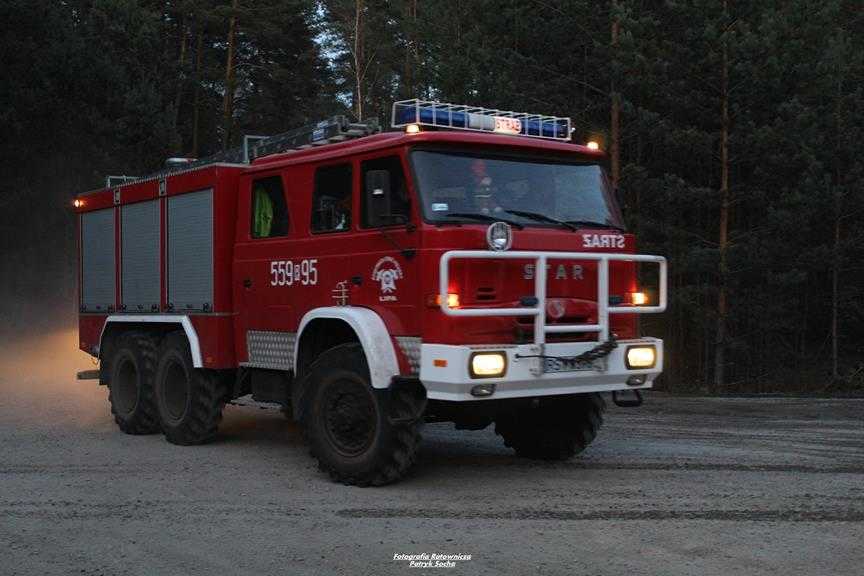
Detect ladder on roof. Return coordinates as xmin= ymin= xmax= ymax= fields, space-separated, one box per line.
xmin=107 ymin=116 xmax=381 ymax=187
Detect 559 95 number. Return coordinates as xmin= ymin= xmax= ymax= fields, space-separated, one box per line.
xmin=270 ymin=259 xmax=318 ymax=286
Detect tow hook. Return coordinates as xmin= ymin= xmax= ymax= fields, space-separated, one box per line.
xmin=612 ymin=389 xmax=643 ymax=408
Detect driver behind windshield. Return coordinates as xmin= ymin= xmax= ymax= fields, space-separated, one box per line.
xmin=470 ymin=159 xmax=505 ymax=216
xmin=412 ymin=150 xmax=623 ymax=229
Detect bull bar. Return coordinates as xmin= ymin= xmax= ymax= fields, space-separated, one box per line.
xmin=439 ymin=250 xmax=667 ymax=345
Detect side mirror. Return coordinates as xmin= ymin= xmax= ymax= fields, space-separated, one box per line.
xmin=365 ymin=169 xmax=392 ymax=227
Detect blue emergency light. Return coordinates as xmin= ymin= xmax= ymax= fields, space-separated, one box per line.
xmin=392 ymin=99 xmax=571 ymax=141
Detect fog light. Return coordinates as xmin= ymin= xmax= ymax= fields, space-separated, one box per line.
xmin=470 ymin=383 xmax=496 ymax=397
xmin=627 ymin=374 xmax=646 ymax=386
xmin=470 ymin=352 xmax=507 ymax=378
xmin=625 ymin=346 xmax=656 ymax=369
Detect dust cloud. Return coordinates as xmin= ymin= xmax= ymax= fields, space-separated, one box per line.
xmin=0 ymin=324 xmax=108 ymax=427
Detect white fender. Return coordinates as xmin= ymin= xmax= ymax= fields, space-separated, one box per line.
xmin=295 ymin=307 xmax=399 ymax=389
xmin=100 ymin=315 xmax=203 ymax=368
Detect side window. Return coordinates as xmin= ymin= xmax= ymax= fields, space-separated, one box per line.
xmin=361 ymin=155 xmax=410 ymax=228
xmin=250 ymin=176 xmax=289 ymax=238
xmin=311 ymin=164 xmax=352 ymax=233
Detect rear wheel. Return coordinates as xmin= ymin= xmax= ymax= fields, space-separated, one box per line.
xmin=299 ymin=343 xmax=424 ymax=486
xmin=107 ymin=331 xmax=160 ymax=435
xmin=154 ymin=332 xmax=227 ymax=445
xmin=495 ymin=393 xmax=605 ymax=460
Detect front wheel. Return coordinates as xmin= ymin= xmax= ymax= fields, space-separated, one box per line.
xmin=299 ymin=343 xmax=424 ymax=486
xmin=495 ymin=393 xmax=605 ymax=460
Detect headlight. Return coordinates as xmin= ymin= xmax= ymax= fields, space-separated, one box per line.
xmin=625 ymin=345 xmax=656 ymax=369
xmin=470 ymin=352 xmax=507 ymax=378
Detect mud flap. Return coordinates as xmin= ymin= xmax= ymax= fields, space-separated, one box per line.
xmin=384 ymin=377 xmax=428 ymax=425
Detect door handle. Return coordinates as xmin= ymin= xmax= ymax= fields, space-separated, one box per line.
xmin=243 ymin=278 xmax=253 ymax=288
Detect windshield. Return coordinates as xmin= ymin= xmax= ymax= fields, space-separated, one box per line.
xmin=410 ymin=150 xmax=624 ymax=229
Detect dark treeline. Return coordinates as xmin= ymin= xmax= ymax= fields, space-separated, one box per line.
xmin=2 ymin=0 xmax=862 ymax=392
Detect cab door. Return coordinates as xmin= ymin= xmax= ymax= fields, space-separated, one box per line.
xmin=233 ymin=171 xmax=298 ymax=367
xmin=349 ymin=152 xmax=420 ymax=336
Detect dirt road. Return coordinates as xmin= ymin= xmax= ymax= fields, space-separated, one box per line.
xmin=1 ymin=329 xmax=862 ymax=575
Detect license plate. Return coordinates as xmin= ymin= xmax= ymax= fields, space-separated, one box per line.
xmin=543 ymin=357 xmax=604 ymax=374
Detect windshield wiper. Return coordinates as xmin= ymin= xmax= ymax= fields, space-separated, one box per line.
xmin=443 ymin=212 xmax=524 ymax=229
xmin=504 ymin=210 xmax=578 ymax=232
xmin=565 ymin=220 xmax=625 ymax=232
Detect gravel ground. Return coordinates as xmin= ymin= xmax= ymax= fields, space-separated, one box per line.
xmin=1 ymin=329 xmax=862 ymax=575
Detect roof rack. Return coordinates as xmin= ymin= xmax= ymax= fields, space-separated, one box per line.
xmin=100 ymin=116 xmax=381 ymax=189
xmin=251 ymin=116 xmax=380 ymax=160
xmin=392 ymin=99 xmax=572 ymax=141
xmin=105 ymin=175 xmax=138 ymax=188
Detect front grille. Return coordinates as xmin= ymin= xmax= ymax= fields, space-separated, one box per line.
xmin=475 ymin=286 xmax=497 ymax=301
xmin=514 ymin=315 xmax=596 ymax=343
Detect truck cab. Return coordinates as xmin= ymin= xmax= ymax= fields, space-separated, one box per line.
xmin=75 ymin=99 xmax=666 ymax=486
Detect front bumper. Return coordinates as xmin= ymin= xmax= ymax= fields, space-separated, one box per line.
xmin=418 ymin=338 xmax=663 ymax=401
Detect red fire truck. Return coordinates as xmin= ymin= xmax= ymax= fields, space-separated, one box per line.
xmin=74 ymin=100 xmax=666 ymax=486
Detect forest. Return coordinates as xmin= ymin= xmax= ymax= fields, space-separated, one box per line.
xmin=1 ymin=0 xmax=862 ymax=393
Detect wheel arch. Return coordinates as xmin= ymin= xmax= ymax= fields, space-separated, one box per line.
xmin=99 ymin=315 xmax=203 ymax=368
xmin=294 ymin=307 xmax=399 ymax=390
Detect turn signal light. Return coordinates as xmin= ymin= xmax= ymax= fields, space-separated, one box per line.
xmin=73 ymin=198 xmax=84 ymax=208
xmin=625 ymin=346 xmax=656 ymax=369
xmin=427 ymin=293 xmax=460 ymax=308
xmin=630 ymin=291 xmax=648 ymax=306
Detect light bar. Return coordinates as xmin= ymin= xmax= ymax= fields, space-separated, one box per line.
xmin=392 ymin=99 xmax=571 ymax=141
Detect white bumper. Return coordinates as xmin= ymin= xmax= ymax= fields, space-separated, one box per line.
xmin=418 ymin=338 xmax=663 ymax=401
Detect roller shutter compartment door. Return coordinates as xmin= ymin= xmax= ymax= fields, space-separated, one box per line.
xmin=167 ymin=189 xmax=214 ymax=311
xmin=81 ymin=208 xmax=115 ymax=312
xmin=121 ymin=200 xmax=160 ymax=312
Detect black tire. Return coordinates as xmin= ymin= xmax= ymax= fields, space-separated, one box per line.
xmin=154 ymin=331 xmax=227 ymax=445
xmin=299 ymin=343 xmax=423 ymax=486
xmin=495 ymin=393 xmax=605 ymax=460
xmin=107 ymin=331 xmax=160 ymax=435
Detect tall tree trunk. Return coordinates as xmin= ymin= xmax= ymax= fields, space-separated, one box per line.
xmin=609 ymin=0 xmax=621 ymax=189
xmin=714 ymin=0 xmax=730 ymax=391
xmin=401 ymin=0 xmax=418 ymax=98
xmin=192 ymin=26 xmax=204 ymax=158
xmin=830 ymin=57 xmax=846 ymax=382
xmin=173 ymin=14 xmax=187 ymax=153
xmin=353 ymin=0 xmax=364 ymax=120
xmin=831 ymin=195 xmax=840 ymax=380
xmin=222 ymin=0 xmax=239 ymax=150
